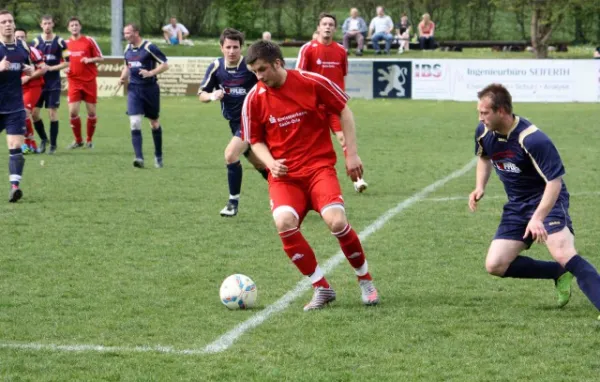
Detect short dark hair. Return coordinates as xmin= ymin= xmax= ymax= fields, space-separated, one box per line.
xmin=68 ymin=16 xmax=81 ymax=26
xmin=15 ymin=27 xmax=26 ymax=34
xmin=41 ymin=14 xmax=53 ymax=22
xmin=246 ymin=40 xmax=285 ymax=66
xmin=318 ymin=12 xmax=337 ymax=27
xmin=0 ymin=9 xmax=11 ymax=17
xmin=220 ymin=28 xmax=244 ymax=47
xmin=125 ymin=23 xmax=140 ymax=33
xmin=477 ymin=83 xmax=513 ymax=114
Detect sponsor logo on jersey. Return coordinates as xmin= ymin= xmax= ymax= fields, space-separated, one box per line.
xmin=494 ymin=160 xmax=521 ymax=173
xmin=128 ymin=61 xmax=142 ymax=68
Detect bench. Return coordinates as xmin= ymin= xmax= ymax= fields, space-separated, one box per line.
xmin=438 ymin=40 xmax=569 ymax=52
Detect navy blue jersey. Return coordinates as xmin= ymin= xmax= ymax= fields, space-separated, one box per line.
xmin=0 ymin=39 xmax=33 ymax=114
xmin=32 ymin=34 xmax=69 ymax=91
xmin=124 ymin=40 xmax=167 ymax=86
xmin=475 ymin=115 xmax=569 ymax=205
xmin=198 ymin=57 xmax=258 ymax=122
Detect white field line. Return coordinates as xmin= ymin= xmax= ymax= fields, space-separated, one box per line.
xmin=0 ymin=158 xmax=478 ymax=356
xmin=423 ymin=191 xmax=600 ymax=203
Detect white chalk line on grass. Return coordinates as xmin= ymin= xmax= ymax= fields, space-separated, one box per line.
xmin=423 ymin=191 xmax=600 ymax=203
xmin=0 ymin=158 xmax=478 ymax=356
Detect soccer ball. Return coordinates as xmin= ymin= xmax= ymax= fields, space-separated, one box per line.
xmin=219 ymin=274 xmax=258 ymax=310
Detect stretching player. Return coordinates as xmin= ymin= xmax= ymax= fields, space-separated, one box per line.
xmin=65 ymin=17 xmax=103 ymax=149
xmin=31 ymin=15 xmax=69 ymax=154
xmin=15 ymin=27 xmax=46 ymax=154
xmin=470 ymin=83 xmax=600 ymax=317
xmin=242 ymin=40 xmax=379 ymax=311
xmin=119 ymin=23 xmax=169 ymax=168
xmin=198 ymin=28 xmax=267 ymax=217
xmin=0 ymin=10 xmax=34 ymax=202
xmin=297 ymin=13 xmax=368 ymax=193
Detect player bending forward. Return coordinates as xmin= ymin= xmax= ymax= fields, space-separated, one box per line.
xmin=471 ymin=83 xmax=600 ymax=318
xmin=242 ymin=41 xmax=379 ymax=311
xmin=297 ymin=13 xmax=368 ymax=193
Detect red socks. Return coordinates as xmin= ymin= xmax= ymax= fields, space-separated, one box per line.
xmin=279 ymin=228 xmax=329 ymax=288
xmin=71 ymin=116 xmax=82 ymax=143
xmin=86 ymin=116 xmax=97 ymax=142
xmin=333 ymin=224 xmax=371 ymax=281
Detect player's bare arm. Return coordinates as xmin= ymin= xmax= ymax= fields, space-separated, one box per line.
xmin=524 ymin=177 xmax=563 ymax=243
xmin=339 ymin=105 xmax=363 ymax=181
xmin=250 ymin=142 xmax=287 ymax=177
xmin=139 ymin=62 xmax=169 ymax=78
xmin=469 ymin=156 xmax=492 ymax=212
xmin=0 ymin=56 xmax=10 ymax=71
xmin=118 ymin=65 xmax=129 ymax=84
xmin=48 ymin=61 xmax=68 ymax=72
xmin=198 ymin=89 xmax=224 ymax=103
xmin=81 ymin=56 xmax=103 ymax=64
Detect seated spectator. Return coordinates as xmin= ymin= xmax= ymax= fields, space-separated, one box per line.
xmin=342 ymin=8 xmax=368 ymax=56
xmin=262 ymin=31 xmax=272 ymax=41
xmin=395 ymin=13 xmax=411 ymax=54
xmin=162 ymin=16 xmax=190 ymax=45
xmin=594 ymin=46 xmax=600 ymax=59
xmin=418 ymin=13 xmax=435 ymax=50
xmin=368 ymin=6 xmax=394 ymax=55
xmin=312 ymin=30 xmax=319 ymax=40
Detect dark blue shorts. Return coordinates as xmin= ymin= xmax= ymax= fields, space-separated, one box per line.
xmin=127 ymin=84 xmax=160 ymax=120
xmin=229 ymin=120 xmax=241 ymax=137
xmin=36 ymin=89 xmax=61 ymax=109
xmin=494 ymin=200 xmax=574 ymax=248
xmin=0 ymin=111 xmax=26 ymax=136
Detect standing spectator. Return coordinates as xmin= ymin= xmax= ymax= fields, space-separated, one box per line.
xmin=395 ymin=13 xmax=411 ymax=54
xmin=262 ymin=31 xmax=271 ymax=41
xmin=418 ymin=13 xmax=436 ymax=50
xmin=162 ymin=17 xmax=190 ymax=45
xmin=342 ymin=8 xmax=367 ymax=56
xmin=368 ymin=6 xmax=394 ymax=55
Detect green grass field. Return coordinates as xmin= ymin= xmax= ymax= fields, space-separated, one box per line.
xmin=1 ymin=98 xmax=599 ymax=380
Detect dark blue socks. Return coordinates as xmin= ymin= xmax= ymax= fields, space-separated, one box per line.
xmin=131 ymin=130 xmax=143 ymax=159
xmin=227 ymin=161 xmax=242 ymax=207
xmin=503 ymin=256 xmax=564 ymax=280
xmin=565 ymin=255 xmax=600 ymax=311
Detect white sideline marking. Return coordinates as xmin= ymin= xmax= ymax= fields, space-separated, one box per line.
xmin=0 ymin=158 xmax=477 ymax=356
xmin=423 ymin=191 xmax=600 ymax=203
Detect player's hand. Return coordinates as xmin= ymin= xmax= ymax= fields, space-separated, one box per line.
xmin=22 ymin=64 xmax=33 ymax=76
xmin=64 ymin=67 xmax=70 ymax=74
xmin=269 ymin=159 xmax=288 ymax=178
xmin=38 ymin=64 xmax=49 ymax=74
xmin=139 ymin=69 xmax=153 ymax=78
xmin=468 ymin=188 xmax=485 ymax=212
xmin=524 ymin=218 xmax=547 ymax=244
xmin=0 ymin=56 xmax=9 ymax=72
xmin=212 ymin=89 xmax=225 ymax=101
xmin=21 ymin=76 xmax=30 ymax=85
xmin=345 ymin=153 xmax=363 ymax=182
xmin=118 ymin=77 xmax=126 ymax=85
xmin=81 ymin=57 xmax=92 ymax=64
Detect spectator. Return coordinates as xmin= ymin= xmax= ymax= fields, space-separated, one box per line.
xmin=312 ymin=30 xmax=319 ymax=40
xmin=342 ymin=8 xmax=368 ymax=56
xmin=367 ymin=6 xmax=394 ymax=55
xmin=262 ymin=31 xmax=272 ymax=41
xmin=418 ymin=13 xmax=436 ymax=50
xmin=162 ymin=16 xmax=191 ymax=45
xmin=594 ymin=46 xmax=600 ymax=59
xmin=395 ymin=13 xmax=411 ymax=54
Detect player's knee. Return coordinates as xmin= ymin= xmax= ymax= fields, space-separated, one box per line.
xmin=321 ymin=204 xmax=347 ymax=233
xmin=69 ymin=110 xmax=78 ymax=119
xmin=129 ymin=115 xmax=142 ymax=130
xmin=149 ymin=119 xmax=160 ymax=129
xmin=224 ymin=146 xmax=241 ymax=164
xmin=485 ymin=257 xmax=509 ymax=277
xmin=273 ymin=206 xmax=299 ymax=232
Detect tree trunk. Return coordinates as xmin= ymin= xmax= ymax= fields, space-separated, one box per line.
xmin=530 ymin=0 xmax=552 ymax=59
xmin=572 ymin=4 xmax=586 ymax=43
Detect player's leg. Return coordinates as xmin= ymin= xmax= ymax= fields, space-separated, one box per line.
xmin=23 ymin=108 xmax=37 ymax=154
xmin=4 ymin=111 xmax=27 ymax=202
xmin=221 ymin=135 xmax=247 ymax=217
xmin=144 ymin=85 xmax=163 ymax=169
xmin=83 ymin=80 xmax=98 ymax=147
xmin=329 ymin=114 xmax=368 ymax=193
xmin=546 ymin=222 xmax=600 ymax=314
xmin=148 ymin=118 xmax=163 ymax=168
xmin=67 ymin=94 xmax=84 ymax=148
xmin=32 ymin=96 xmax=49 ymax=153
xmin=129 ymin=114 xmax=144 ymax=168
xmin=312 ymin=166 xmax=379 ymax=306
xmin=245 ymin=150 xmax=268 ymax=180
xmin=47 ymin=90 xmax=61 ymax=154
xmin=271 ymin=180 xmax=334 ymax=310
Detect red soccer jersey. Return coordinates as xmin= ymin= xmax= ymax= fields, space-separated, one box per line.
xmin=242 ymin=70 xmax=349 ymax=177
xmin=22 ymin=46 xmax=44 ymax=90
xmin=66 ymin=35 xmax=102 ymax=82
xmin=296 ymin=40 xmax=348 ymax=90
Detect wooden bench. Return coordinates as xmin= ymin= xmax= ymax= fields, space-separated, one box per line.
xmin=438 ymin=40 xmax=569 ymax=52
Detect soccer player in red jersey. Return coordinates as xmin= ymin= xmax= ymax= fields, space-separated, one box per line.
xmin=15 ymin=28 xmax=46 ymax=153
xmin=65 ymin=16 xmax=103 ymax=149
xmin=242 ymin=40 xmax=379 ymax=311
xmin=296 ymin=13 xmax=369 ymax=193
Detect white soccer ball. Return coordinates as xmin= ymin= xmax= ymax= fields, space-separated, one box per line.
xmin=219 ymin=274 xmax=257 ymax=310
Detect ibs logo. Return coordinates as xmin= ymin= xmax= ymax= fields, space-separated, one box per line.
xmin=372 ymin=61 xmax=411 ymax=98
xmin=414 ymin=63 xmax=442 ymax=79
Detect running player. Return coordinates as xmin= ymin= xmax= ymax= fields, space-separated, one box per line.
xmin=198 ymin=28 xmax=267 ymax=217
xmin=297 ymin=13 xmax=369 ymax=193
xmin=242 ymin=40 xmax=379 ymax=311
xmin=65 ymin=16 xmax=103 ymax=149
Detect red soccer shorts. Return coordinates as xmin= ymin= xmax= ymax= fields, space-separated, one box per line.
xmin=68 ymin=79 xmax=97 ymax=104
xmin=328 ymin=112 xmax=342 ymax=133
xmin=23 ymin=87 xmax=42 ymax=110
xmin=269 ymin=166 xmax=344 ymax=222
